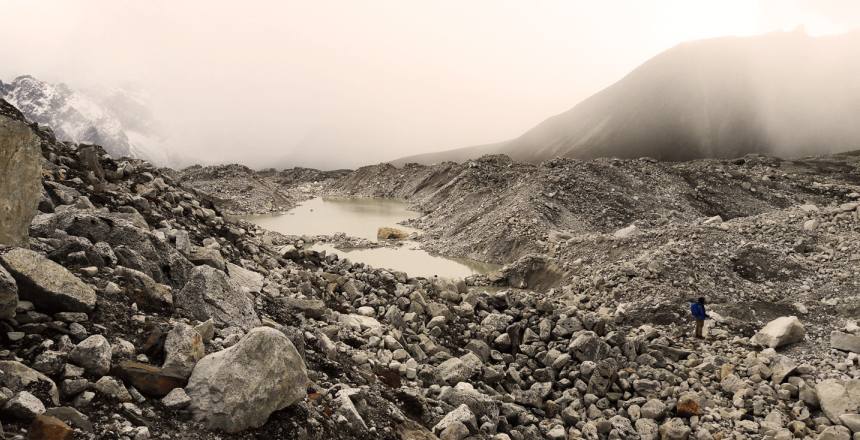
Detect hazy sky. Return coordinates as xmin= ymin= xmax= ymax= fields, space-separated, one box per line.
xmin=1 ymin=0 xmax=859 ymax=169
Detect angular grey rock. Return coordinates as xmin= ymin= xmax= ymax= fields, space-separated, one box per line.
xmin=0 ymin=111 xmax=41 ymax=247
xmin=720 ymin=374 xmax=745 ymax=394
xmin=226 ymin=262 xmax=264 ymax=294
xmin=114 ymin=266 xmax=173 ymax=312
xmin=0 ymin=360 xmax=60 ymax=405
xmin=440 ymin=421 xmax=469 ymax=440
xmin=335 ymin=388 xmax=368 ymax=431
xmin=751 ymin=316 xmax=805 ymax=348
xmin=438 ymin=383 xmax=500 ymax=420
xmin=161 ymin=387 xmax=191 ymax=409
xmin=641 ymin=399 xmax=666 ymax=419
xmin=636 ymin=418 xmax=660 ymax=440
xmin=69 ymin=335 xmax=112 ymax=376
xmin=568 ymin=331 xmax=611 ymax=362
xmin=659 ymin=417 xmax=691 ymax=440
xmin=815 ymin=379 xmax=860 ymax=424
xmin=187 ymin=246 xmax=226 ymax=271
xmin=464 ymin=339 xmax=491 ymax=363
xmin=338 ymin=313 xmax=382 ymax=331
xmin=175 ymin=265 xmax=260 ymax=331
xmin=162 ymin=323 xmax=205 ymax=378
xmin=173 ymin=230 xmax=191 ymax=255
xmin=817 ymin=426 xmax=852 ymax=440
xmin=770 ymin=355 xmax=797 ymax=385
xmin=0 ymin=264 xmax=17 ymax=320
xmin=32 ymin=350 xmax=67 ymax=376
xmin=194 ymin=319 xmax=215 ymax=343
xmin=838 ymin=414 xmax=860 ymax=433
xmin=433 ymin=404 xmax=477 ymax=434
xmin=614 ymin=224 xmax=639 ymax=239
xmin=281 ymin=298 xmax=328 ymax=320
xmin=111 ymin=338 xmax=136 ymax=360
xmin=72 ymin=390 xmax=95 ymax=408
xmin=513 ymin=382 xmax=552 ymax=408
xmin=0 ymin=248 xmax=97 ymax=312
xmin=436 ymin=353 xmax=482 ymax=385
xmin=185 ymin=327 xmax=309 ymax=433
xmin=44 ymin=406 xmax=94 ymax=432
xmin=2 ymin=391 xmax=45 ymax=419
xmin=587 ymin=358 xmax=617 ymax=396
xmin=831 ymin=331 xmax=860 ymax=354
xmin=94 ymin=376 xmax=132 ymax=402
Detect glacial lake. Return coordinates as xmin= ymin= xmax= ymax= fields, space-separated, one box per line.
xmin=240 ymin=197 xmax=500 ymax=279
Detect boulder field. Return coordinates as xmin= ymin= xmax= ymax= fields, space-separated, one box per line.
xmin=0 ymin=96 xmax=859 ymax=439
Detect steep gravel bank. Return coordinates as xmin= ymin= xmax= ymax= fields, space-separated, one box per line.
xmin=176 ymin=164 xmax=349 ymax=215
xmin=327 ymin=154 xmax=860 ymax=267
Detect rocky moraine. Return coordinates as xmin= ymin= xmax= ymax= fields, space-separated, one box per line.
xmin=0 ymin=96 xmax=859 ymax=440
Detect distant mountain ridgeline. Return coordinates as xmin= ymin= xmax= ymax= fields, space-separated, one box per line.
xmin=395 ymin=30 xmax=860 ymax=165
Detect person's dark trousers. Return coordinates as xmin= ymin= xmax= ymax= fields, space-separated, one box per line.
xmin=694 ymin=319 xmax=704 ymax=338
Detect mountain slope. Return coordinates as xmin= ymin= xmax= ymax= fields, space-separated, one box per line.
xmin=395 ymin=30 xmax=860 ymax=165
xmin=0 ymin=75 xmax=167 ymax=163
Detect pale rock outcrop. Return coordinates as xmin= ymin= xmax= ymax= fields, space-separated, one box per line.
xmin=0 ymin=107 xmax=41 ymax=247
xmin=185 ymin=327 xmax=309 ymax=432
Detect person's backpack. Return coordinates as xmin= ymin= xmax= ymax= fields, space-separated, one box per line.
xmin=690 ymin=302 xmax=705 ymax=319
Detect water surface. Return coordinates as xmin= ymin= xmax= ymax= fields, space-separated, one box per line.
xmin=244 ymin=197 xmax=418 ymax=241
xmin=241 ymin=197 xmax=499 ymax=278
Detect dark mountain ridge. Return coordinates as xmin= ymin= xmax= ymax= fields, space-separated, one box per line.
xmin=395 ymin=30 xmax=860 ymax=165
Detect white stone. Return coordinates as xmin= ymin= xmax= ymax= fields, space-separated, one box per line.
xmin=185 ymin=327 xmax=309 ymax=433
xmin=751 ymin=316 xmax=805 ymax=348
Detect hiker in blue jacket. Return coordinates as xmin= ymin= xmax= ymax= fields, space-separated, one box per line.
xmin=690 ymin=297 xmax=709 ymax=338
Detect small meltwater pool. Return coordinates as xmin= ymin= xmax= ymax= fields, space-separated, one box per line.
xmin=239 ymin=197 xmax=499 ymax=278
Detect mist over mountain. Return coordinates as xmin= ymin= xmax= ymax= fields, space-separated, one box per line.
xmin=0 ymin=75 xmax=168 ymax=164
xmin=395 ymin=30 xmax=860 ymax=165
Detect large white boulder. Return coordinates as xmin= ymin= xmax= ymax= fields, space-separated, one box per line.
xmin=751 ymin=316 xmax=805 ymax=348
xmin=185 ymin=327 xmax=308 ymax=432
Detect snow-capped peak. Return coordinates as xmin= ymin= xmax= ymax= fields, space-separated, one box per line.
xmin=0 ymin=75 xmax=168 ymax=164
